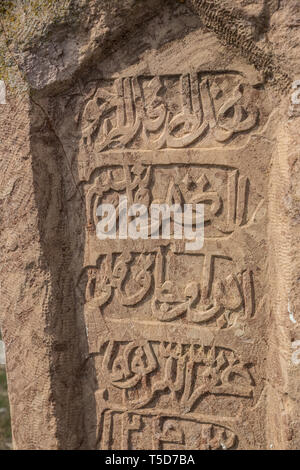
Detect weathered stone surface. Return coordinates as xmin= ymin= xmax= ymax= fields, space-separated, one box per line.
xmin=0 ymin=0 xmax=300 ymax=450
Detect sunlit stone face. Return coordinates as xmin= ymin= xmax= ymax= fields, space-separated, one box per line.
xmin=6 ymin=0 xmax=297 ymax=451
xmin=45 ymin=6 xmax=272 ymax=449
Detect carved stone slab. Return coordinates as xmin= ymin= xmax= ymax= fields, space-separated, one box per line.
xmin=2 ymin=0 xmax=300 ymax=450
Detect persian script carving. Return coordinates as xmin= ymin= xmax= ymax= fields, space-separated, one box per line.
xmin=97 ymin=341 xmax=253 ymax=412
xmin=77 ymin=70 xmax=267 ymax=450
xmin=84 ymin=163 xmax=260 ymax=238
xmin=151 ymin=251 xmax=253 ymax=324
xmin=99 ymin=410 xmax=238 ymax=450
xmin=80 ymin=73 xmax=259 ymax=151
xmin=79 ymin=250 xmax=254 ymax=329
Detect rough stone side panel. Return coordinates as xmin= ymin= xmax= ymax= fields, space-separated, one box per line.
xmin=0 ymin=94 xmax=57 ymax=449
xmin=29 ymin=96 xmax=91 ymax=449
xmin=268 ymin=103 xmax=300 ymax=449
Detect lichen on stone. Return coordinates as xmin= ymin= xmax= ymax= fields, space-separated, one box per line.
xmin=0 ymin=0 xmax=72 ymax=96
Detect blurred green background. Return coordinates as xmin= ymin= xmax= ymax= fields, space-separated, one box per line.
xmin=0 ymin=333 xmax=12 ymax=450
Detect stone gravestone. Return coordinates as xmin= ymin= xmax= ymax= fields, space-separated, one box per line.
xmin=1 ymin=0 xmax=300 ymax=450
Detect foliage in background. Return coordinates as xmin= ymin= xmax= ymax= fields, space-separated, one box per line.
xmin=0 ymin=329 xmax=11 ymax=450
xmin=0 ymin=366 xmax=11 ymax=450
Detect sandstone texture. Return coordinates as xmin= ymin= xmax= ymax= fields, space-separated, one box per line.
xmin=0 ymin=0 xmax=300 ymax=450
